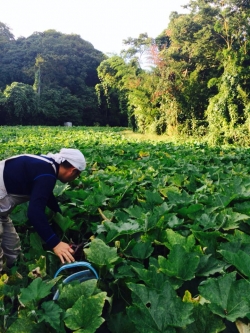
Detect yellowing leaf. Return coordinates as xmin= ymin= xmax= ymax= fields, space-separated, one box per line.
xmin=139 ymin=151 xmax=149 ymax=157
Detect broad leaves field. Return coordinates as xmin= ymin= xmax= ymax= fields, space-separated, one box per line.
xmin=1 ymin=126 xmax=250 ymax=333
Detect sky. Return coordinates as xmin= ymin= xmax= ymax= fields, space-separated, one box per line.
xmin=1 ymin=0 xmax=189 ymax=55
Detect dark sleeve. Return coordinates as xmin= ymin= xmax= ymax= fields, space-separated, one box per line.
xmin=47 ymin=193 xmax=61 ymax=213
xmin=27 ymin=175 xmax=61 ymax=249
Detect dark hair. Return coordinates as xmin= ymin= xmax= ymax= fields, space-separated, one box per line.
xmin=61 ymin=160 xmax=74 ymax=169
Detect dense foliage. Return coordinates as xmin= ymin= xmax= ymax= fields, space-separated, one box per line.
xmin=96 ymin=0 xmax=250 ymax=143
xmin=0 ymin=26 xmax=128 ymax=127
xmin=1 ymin=126 xmax=250 ymax=332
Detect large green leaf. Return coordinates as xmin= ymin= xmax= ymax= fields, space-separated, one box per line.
xmin=196 ymin=254 xmax=227 ymax=277
xmin=19 ymin=278 xmax=53 ymax=308
xmin=84 ymin=238 xmax=121 ymax=268
xmin=198 ymin=272 xmax=250 ymax=322
xmin=158 ymin=229 xmax=196 ymax=251
xmin=127 ymin=282 xmax=194 ymax=332
xmin=218 ymin=248 xmax=250 ymax=277
xmin=58 ymin=279 xmax=98 ymax=310
xmin=143 ymin=190 xmax=163 ymax=208
xmin=192 ymin=231 xmax=222 ymax=255
xmin=103 ymin=220 xmax=142 ymax=242
xmin=37 ymin=301 xmax=63 ymax=331
xmin=177 ymin=291 xmax=225 ymax=333
xmin=220 ymin=209 xmax=250 ymax=230
xmin=132 ymin=261 xmax=173 ymax=291
xmin=131 ymin=241 xmax=154 ymax=259
xmin=53 ymin=212 xmax=75 ymax=232
xmin=64 ymin=292 xmax=106 ymax=333
xmin=107 ymin=312 xmax=138 ymax=333
xmin=158 ymin=244 xmax=200 ymax=281
xmin=167 ymin=190 xmax=193 ymax=205
xmin=177 ymin=204 xmax=203 ymax=218
xmin=7 ymin=317 xmax=39 ymax=333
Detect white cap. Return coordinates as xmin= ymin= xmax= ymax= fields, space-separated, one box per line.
xmin=47 ymin=148 xmax=86 ymax=171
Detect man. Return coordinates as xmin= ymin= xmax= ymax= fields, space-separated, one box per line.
xmin=0 ymin=148 xmax=86 ymax=272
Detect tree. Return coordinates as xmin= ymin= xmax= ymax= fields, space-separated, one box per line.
xmin=1 ymin=82 xmax=38 ymax=125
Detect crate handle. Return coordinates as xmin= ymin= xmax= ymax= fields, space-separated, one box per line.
xmin=54 ymin=261 xmax=98 ymax=279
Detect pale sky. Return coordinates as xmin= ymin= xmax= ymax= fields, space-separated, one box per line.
xmin=1 ymin=0 xmax=189 ymax=55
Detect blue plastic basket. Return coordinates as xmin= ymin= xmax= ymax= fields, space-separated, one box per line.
xmin=53 ymin=261 xmax=98 ymax=300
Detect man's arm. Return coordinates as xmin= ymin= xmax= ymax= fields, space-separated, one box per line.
xmin=28 ymin=175 xmax=74 ymax=263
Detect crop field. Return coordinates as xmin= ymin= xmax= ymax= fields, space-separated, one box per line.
xmin=1 ymin=126 xmax=250 ymax=332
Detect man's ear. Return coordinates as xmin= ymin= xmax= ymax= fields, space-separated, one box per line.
xmin=72 ymin=168 xmax=80 ymax=176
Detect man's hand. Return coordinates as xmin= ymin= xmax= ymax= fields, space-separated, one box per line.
xmin=53 ymin=242 xmax=75 ymax=263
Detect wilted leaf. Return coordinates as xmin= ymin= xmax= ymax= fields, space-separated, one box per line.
xmin=28 ymin=255 xmax=47 ymax=279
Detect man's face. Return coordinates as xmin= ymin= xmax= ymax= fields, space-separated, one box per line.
xmin=58 ymin=167 xmax=81 ymax=183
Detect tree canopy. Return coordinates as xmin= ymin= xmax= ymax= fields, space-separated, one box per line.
xmin=0 ymin=25 xmax=128 ymax=126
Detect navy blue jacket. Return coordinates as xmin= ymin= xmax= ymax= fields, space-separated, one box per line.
xmin=3 ymin=155 xmax=61 ymax=248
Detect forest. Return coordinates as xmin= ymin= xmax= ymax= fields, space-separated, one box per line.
xmin=0 ymin=0 xmax=250 ymax=144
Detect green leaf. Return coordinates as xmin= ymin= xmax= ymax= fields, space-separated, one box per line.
xmin=37 ymin=301 xmax=63 ymax=330
xmin=158 ymin=229 xmax=196 ymax=251
xmin=144 ymin=190 xmax=163 ymax=208
xmin=29 ymin=232 xmax=44 ymax=254
xmin=107 ymin=312 xmax=138 ymax=333
xmin=218 ymin=248 xmax=250 ymax=278
xmin=131 ymin=241 xmax=154 ymax=259
xmin=7 ymin=317 xmax=38 ymax=333
xmin=127 ymin=282 xmax=193 ymax=332
xmin=177 ymin=294 xmax=225 ymax=333
xmin=234 ymin=201 xmax=250 ymax=215
xmin=54 ymin=212 xmax=75 ymax=232
xmin=221 ymin=209 xmax=250 ymax=230
xmin=64 ymin=292 xmax=106 ymax=333
xmin=192 ymin=231 xmax=221 ymax=255
xmin=132 ymin=263 xmax=173 ymax=291
xmin=225 ymin=229 xmax=250 ymax=243
xmin=124 ymin=205 xmax=145 ymax=219
xmin=58 ymin=279 xmax=98 ymax=310
xmin=84 ymin=238 xmax=120 ymax=268
xmin=166 ymin=214 xmax=184 ymax=228
xmin=19 ymin=278 xmax=53 ymax=308
xmin=196 ymin=255 xmax=227 ymax=277
xmin=103 ymin=220 xmax=141 ymax=243
xmin=53 ymin=181 xmax=70 ymax=196
xmin=178 ymin=204 xmax=203 ymax=218
xmin=199 ymin=272 xmax=250 ymax=322
xmin=158 ymin=244 xmax=200 ymax=281
xmin=167 ymin=190 xmax=193 ymax=205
